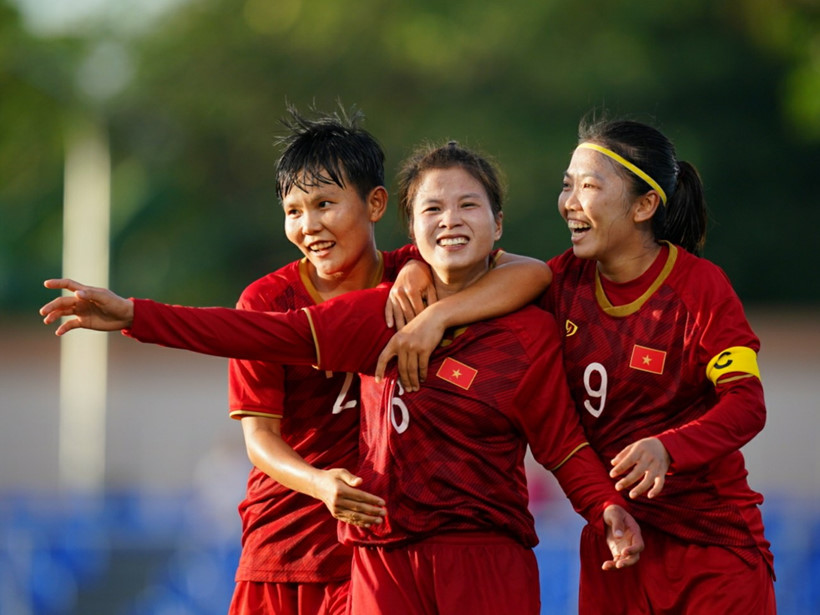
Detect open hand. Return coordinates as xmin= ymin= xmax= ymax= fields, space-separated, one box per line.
xmin=610 ymin=437 xmax=670 ymax=499
xmin=40 ymin=278 xmax=134 ymax=335
xmin=602 ymin=504 xmax=644 ymax=570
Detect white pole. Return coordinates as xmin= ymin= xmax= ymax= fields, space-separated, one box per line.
xmin=59 ymin=115 xmax=110 ymax=491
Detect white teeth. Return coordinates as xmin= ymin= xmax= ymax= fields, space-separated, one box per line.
xmin=567 ymin=220 xmax=590 ymax=231
xmin=309 ymin=241 xmax=334 ymax=251
xmin=438 ymin=237 xmax=468 ymax=246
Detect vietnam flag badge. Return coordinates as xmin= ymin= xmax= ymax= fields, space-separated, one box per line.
xmin=629 ymin=344 xmax=666 ymax=375
xmin=436 ymin=357 xmax=478 ymax=390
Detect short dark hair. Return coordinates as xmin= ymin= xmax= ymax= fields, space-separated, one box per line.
xmin=396 ymin=140 xmax=504 ymax=236
xmin=578 ymin=115 xmax=707 ymax=254
xmin=275 ymin=103 xmax=385 ymax=202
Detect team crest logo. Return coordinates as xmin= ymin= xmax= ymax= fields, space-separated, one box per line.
xmin=565 ymin=320 xmax=578 ymax=337
xmin=629 ymin=344 xmax=666 ymax=375
xmin=436 ymin=357 xmax=478 ymax=390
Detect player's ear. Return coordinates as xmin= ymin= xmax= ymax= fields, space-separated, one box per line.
xmin=367 ymin=186 xmax=388 ymax=223
xmin=633 ymin=192 xmax=661 ymax=224
xmin=493 ymin=211 xmax=503 ymax=241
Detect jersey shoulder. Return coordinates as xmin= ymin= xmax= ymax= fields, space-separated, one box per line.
xmin=237 ymin=259 xmax=309 ymax=311
xmin=483 ymin=305 xmax=559 ymax=359
xmin=546 ymin=247 xmax=577 ymax=274
xmin=667 ymin=247 xmax=740 ymax=308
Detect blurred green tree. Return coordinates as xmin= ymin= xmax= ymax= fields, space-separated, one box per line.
xmin=4 ymin=0 xmax=819 ymax=314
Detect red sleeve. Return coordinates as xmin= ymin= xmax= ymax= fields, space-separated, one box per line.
xmin=228 ymin=289 xmax=287 ymax=419
xmin=382 ymin=244 xmax=422 ymax=281
xmin=552 ymin=446 xmax=627 ymax=531
xmin=658 ymin=263 xmax=766 ymax=472
xmin=659 ymin=376 xmax=766 ymax=472
xmin=126 ymin=298 xmax=318 ymax=364
xmin=510 ymin=310 xmax=626 ymax=526
xmin=306 ymin=287 xmax=396 ymax=375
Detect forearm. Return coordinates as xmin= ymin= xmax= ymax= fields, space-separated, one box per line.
xmin=553 ymin=445 xmax=627 ymax=529
xmin=245 ymin=429 xmax=327 ymax=500
xmin=658 ymin=377 xmax=766 ymax=472
xmin=430 ymin=254 xmax=551 ymax=328
xmin=126 ymin=299 xmax=318 ymax=364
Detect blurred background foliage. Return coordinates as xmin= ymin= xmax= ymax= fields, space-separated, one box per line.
xmin=2 ymin=0 xmax=819 ymax=313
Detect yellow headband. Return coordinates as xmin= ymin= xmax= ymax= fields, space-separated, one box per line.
xmin=577 ymin=142 xmax=667 ymax=205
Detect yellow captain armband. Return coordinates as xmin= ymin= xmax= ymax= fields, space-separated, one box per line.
xmin=706 ymin=346 xmax=761 ymax=386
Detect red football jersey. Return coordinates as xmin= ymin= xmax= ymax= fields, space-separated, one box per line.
xmin=227 ymin=246 xmax=416 ymax=583
xmin=305 ymin=289 xmax=620 ymax=548
xmin=127 ymin=287 xmax=623 ymax=550
xmin=544 ymin=243 xmax=773 ymax=568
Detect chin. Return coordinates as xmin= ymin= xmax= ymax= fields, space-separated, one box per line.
xmin=571 ymin=244 xmax=595 ymax=261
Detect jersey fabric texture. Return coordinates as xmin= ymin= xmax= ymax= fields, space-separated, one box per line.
xmin=305 ymin=288 xmax=622 ymax=548
xmin=544 ymin=243 xmax=773 ymax=571
xmin=227 ymin=246 xmax=416 ymax=584
xmin=578 ymin=522 xmax=776 ymax=615
xmin=127 ymin=287 xmax=625 ymax=549
xmin=348 ymin=534 xmax=541 ymax=615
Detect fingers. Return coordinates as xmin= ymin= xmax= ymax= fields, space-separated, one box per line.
xmin=331 ymin=474 xmax=387 ymax=527
xmin=407 ymin=291 xmax=426 ymax=319
xmin=386 ymin=294 xmax=407 ymax=330
xmin=43 ymin=278 xmax=88 ymax=292
xmin=417 ymin=352 xmax=429 ymax=384
xmin=55 ymin=318 xmax=84 ymax=337
xmin=630 ymin=474 xmax=665 ymax=500
xmin=397 ymin=349 xmax=420 ymax=392
xmin=40 ymin=296 xmax=78 ymax=321
xmin=389 ymin=287 xmax=423 ymax=329
xmin=375 ymin=339 xmax=397 ymax=382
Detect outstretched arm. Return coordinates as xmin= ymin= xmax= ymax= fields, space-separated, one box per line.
xmin=41 ymin=277 xmax=319 ymax=364
xmin=376 ymin=252 xmax=551 ymax=390
xmin=41 ymin=279 xmax=135 ymax=334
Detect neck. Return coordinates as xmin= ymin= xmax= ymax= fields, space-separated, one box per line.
xmin=432 ymin=262 xmax=490 ymax=301
xmin=597 ymin=238 xmax=662 ymax=284
xmin=310 ymin=248 xmax=381 ymax=300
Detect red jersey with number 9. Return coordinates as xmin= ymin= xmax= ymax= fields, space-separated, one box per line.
xmin=544 ymin=243 xmax=773 ymax=570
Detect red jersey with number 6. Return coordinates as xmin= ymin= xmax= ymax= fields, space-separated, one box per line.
xmin=304 ymin=290 xmax=621 ymax=549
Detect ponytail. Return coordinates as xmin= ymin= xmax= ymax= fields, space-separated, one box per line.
xmin=656 ymin=161 xmax=707 ymax=255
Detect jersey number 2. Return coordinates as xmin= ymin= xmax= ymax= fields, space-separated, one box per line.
xmin=331 ymin=372 xmax=358 ymax=415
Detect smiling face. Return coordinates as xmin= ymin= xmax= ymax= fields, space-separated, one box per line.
xmin=410 ymin=166 xmax=502 ymax=295
xmin=282 ymin=171 xmax=386 ymax=293
xmin=558 ymin=145 xmax=649 ymax=268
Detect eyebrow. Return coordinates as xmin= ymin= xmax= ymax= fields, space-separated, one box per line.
xmin=563 ymin=169 xmax=604 ymax=180
xmin=421 ymin=191 xmax=485 ymax=202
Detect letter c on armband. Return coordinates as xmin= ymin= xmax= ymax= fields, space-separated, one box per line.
xmin=706 ymin=346 xmax=760 ymax=385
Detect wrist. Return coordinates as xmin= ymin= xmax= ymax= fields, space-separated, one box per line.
xmin=424 ymin=298 xmax=456 ymax=330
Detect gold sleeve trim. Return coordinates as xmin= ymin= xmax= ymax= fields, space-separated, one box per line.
xmin=302 ymin=307 xmax=322 ymax=369
xmin=229 ymin=410 xmax=284 ymax=420
xmin=549 ymin=441 xmax=590 ymax=472
xmin=715 ymin=373 xmax=757 ymax=385
xmin=706 ymin=346 xmax=761 ymax=385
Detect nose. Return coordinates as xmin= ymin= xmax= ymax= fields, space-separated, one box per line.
xmin=560 ymin=189 xmax=580 ymax=213
xmin=301 ymin=208 xmax=322 ymax=235
xmin=439 ymin=206 xmax=463 ymax=227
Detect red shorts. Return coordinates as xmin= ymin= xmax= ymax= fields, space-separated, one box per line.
xmin=578 ymin=522 xmax=776 ymax=615
xmin=229 ymin=579 xmax=349 ymax=615
xmin=348 ymin=533 xmax=540 ymax=615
